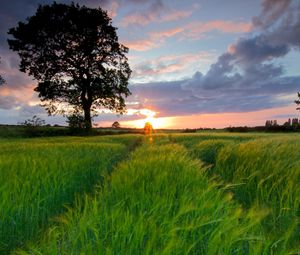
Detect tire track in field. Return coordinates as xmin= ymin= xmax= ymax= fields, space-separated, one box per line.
xmin=170 ymin=133 xmax=300 ymax=254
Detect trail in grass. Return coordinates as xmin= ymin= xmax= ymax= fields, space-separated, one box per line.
xmin=16 ymin=135 xmax=272 ymax=255
xmin=0 ymin=135 xmax=141 ymax=254
xmin=172 ymin=133 xmax=300 ymax=254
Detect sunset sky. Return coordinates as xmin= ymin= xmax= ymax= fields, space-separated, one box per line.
xmin=0 ymin=0 xmax=300 ymax=128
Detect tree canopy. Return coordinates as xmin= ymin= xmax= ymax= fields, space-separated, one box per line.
xmin=296 ymin=92 xmax=300 ymax=111
xmin=0 ymin=57 xmax=4 ymax=85
xmin=8 ymin=2 xmax=131 ymax=130
xmin=112 ymin=121 xmax=120 ymax=128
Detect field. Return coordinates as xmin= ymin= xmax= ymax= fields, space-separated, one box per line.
xmin=0 ymin=133 xmax=299 ymax=254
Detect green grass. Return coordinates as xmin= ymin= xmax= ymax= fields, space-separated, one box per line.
xmin=214 ymin=137 xmax=300 ymax=253
xmin=16 ymin=140 xmax=269 ymax=254
xmin=169 ymin=132 xmax=254 ymax=148
xmin=174 ymin=133 xmax=300 ymax=254
xmin=0 ymin=135 xmax=140 ymax=254
xmin=1 ymin=132 xmax=299 ymax=254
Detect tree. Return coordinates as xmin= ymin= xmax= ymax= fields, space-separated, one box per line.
xmin=8 ymin=2 xmax=131 ymax=131
xmin=296 ymin=92 xmax=300 ymax=111
xmin=0 ymin=74 xmax=4 ymax=86
xmin=19 ymin=115 xmax=46 ymax=126
xmin=0 ymin=57 xmax=5 ymax=85
xmin=112 ymin=121 xmax=120 ymax=128
xmin=66 ymin=114 xmax=86 ymax=130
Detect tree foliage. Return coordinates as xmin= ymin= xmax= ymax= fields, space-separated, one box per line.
xmin=296 ymin=92 xmax=300 ymax=111
xmin=112 ymin=121 xmax=120 ymax=128
xmin=8 ymin=2 xmax=131 ymax=130
xmin=0 ymin=57 xmax=5 ymax=85
xmin=66 ymin=114 xmax=86 ymax=130
xmin=19 ymin=115 xmax=46 ymax=127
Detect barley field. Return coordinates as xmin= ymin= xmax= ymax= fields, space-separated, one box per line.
xmin=0 ymin=133 xmax=299 ymax=254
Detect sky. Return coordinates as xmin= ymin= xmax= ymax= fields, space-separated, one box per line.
xmin=0 ymin=0 xmax=300 ymax=128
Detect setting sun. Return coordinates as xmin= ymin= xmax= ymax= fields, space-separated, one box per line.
xmin=122 ymin=109 xmax=172 ymax=129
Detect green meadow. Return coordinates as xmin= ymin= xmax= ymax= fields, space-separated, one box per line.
xmin=0 ymin=133 xmax=299 ymax=254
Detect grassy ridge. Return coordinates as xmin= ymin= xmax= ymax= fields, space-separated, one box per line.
xmin=17 ymin=140 xmax=271 ymax=254
xmin=0 ymin=135 xmax=140 ymax=254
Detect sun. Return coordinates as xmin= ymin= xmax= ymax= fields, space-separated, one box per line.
xmin=126 ymin=109 xmax=170 ymax=129
xmin=121 ymin=108 xmax=173 ymax=129
xmin=143 ymin=116 xmax=165 ymax=129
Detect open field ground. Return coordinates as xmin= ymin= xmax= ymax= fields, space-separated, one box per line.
xmin=0 ymin=133 xmax=299 ymax=254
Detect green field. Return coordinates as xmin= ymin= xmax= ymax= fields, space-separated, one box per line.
xmin=0 ymin=133 xmax=299 ymax=254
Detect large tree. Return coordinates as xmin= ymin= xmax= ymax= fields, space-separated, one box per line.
xmin=8 ymin=2 xmax=131 ymax=130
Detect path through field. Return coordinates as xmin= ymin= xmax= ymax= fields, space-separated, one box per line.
xmin=0 ymin=133 xmax=299 ymax=254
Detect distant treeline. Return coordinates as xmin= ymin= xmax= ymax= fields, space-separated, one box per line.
xmin=0 ymin=125 xmax=145 ymax=138
xmin=1 ymin=123 xmax=299 ymax=138
xmin=226 ymin=125 xmax=300 ymax=132
xmin=182 ymin=124 xmax=300 ymax=133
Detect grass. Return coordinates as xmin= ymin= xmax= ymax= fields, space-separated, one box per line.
xmin=0 ymin=132 xmax=299 ymax=254
xmin=0 ymin=135 xmax=140 ymax=254
xmin=173 ymin=133 xmax=300 ymax=254
xmin=214 ymin=137 xmax=300 ymax=253
xmin=16 ymin=140 xmax=269 ymax=254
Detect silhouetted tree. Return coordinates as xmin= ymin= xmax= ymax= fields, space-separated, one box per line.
xmin=66 ymin=114 xmax=86 ymax=130
xmin=112 ymin=121 xmax=120 ymax=128
xmin=19 ymin=115 xmax=46 ymax=126
xmin=8 ymin=2 xmax=131 ymax=131
xmin=296 ymin=92 xmax=300 ymax=111
xmin=0 ymin=57 xmax=4 ymax=85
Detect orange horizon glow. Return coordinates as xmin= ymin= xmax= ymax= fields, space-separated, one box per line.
xmin=119 ymin=104 xmax=300 ymax=129
xmin=122 ymin=109 xmax=174 ymax=129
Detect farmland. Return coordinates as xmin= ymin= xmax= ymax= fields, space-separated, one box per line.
xmin=0 ymin=133 xmax=299 ymax=254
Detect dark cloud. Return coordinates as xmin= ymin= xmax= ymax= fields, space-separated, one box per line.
xmin=252 ymin=0 xmax=300 ymax=49
xmin=230 ymin=35 xmax=290 ymax=65
xmin=0 ymin=95 xmax=19 ymax=110
xmin=128 ymin=70 xmax=300 ymax=117
xmin=252 ymin=0 xmax=292 ymax=28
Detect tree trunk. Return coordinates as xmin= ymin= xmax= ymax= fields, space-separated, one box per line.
xmin=83 ymin=105 xmax=92 ymax=131
xmin=81 ymin=83 xmax=92 ymax=131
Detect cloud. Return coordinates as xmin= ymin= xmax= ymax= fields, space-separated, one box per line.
xmin=124 ymin=20 xmax=252 ymax=52
xmin=0 ymin=49 xmax=38 ymax=110
xmin=120 ymin=0 xmax=164 ymax=27
xmin=228 ymin=35 xmax=289 ymax=65
xmin=1 ymin=0 xmax=299 ymax=126
xmin=149 ymin=27 xmax=184 ymax=39
xmin=128 ymin=1 xmax=300 ymax=117
xmin=0 ymin=95 xmax=19 ymax=110
xmin=183 ymin=20 xmax=252 ymax=39
xmin=120 ymin=0 xmax=192 ymax=27
xmin=251 ymin=0 xmax=300 ymax=49
xmin=127 ymin=69 xmax=300 ymax=118
xmin=131 ymin=51 xmax=217 ymax=82
xmin=252 ymin=0 xmax=292 ymax=29
xmin=123 ymin=39 xmax=160 ymax=52
xmin=123 ymin=27 xmax=184 ymax=52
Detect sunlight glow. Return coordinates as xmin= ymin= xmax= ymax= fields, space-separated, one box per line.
xmin=122 ymin=109 xmax=172 ymax=129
